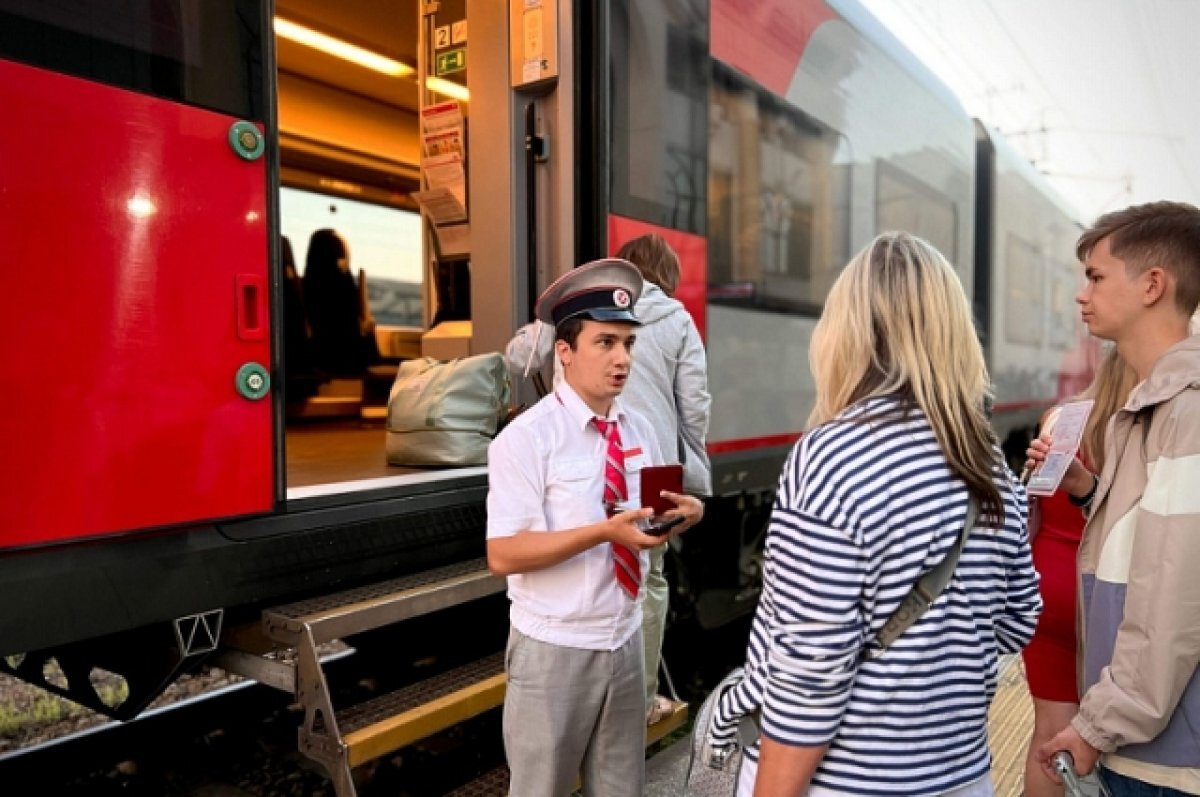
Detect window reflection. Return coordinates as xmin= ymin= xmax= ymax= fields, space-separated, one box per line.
xmin=708 ymin=66 xmax=851 ymax=313
xmin=1004 ymin=233 xmax=1046 ymax=346
xmin=876 ymin=163 xmax=958 ymax=264
xmin=610 ymin=0 xmax=708 ymax=233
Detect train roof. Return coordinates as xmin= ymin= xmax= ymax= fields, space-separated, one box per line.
xmin=976 ymin=120 xmax=1082 ymax=226
xmin=831 ymin=0 xmax=969 ymax=121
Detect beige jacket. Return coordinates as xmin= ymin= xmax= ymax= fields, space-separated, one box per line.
xmin=1073 ymin=335 xmax=1200 ymax=787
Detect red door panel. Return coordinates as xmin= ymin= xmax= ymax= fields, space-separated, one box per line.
xmin=0 ymin=60 xmax=274 ymax=548
xmin=608 ymin=215 xmax=708 ymax=340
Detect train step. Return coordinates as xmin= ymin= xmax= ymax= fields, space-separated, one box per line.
xmin=263 ymin=558 xmax=504 ymax=647
xmin=447 ymin=765 xmax=510 ymax=796
xmin=214 ymin=559 xmax=505 ymax=797
xmin=336 ymin=653 xmax=506 ymax=768
xmin=445 ymin=699 xmax=689 ymax=796
xmin=646 ymin=697 xmax=689 ymax=746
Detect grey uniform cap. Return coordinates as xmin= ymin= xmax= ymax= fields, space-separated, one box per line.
xmin=534 ymin=258 xmax=643 ymax=326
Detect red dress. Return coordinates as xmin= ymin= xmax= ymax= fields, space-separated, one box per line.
xmin=1021 ymin=484 xmax=1085 ymax=702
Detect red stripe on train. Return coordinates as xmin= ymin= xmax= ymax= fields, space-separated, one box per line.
xmin=992 ymin=399 xmax=1055 ymax=414
xmin=707 ymin=401 xmax=1053 ymax=456
xmin=708 ymin=433 xmax=803 ymax=455
xmin=711 ymin=0 xmax=837 ymax=95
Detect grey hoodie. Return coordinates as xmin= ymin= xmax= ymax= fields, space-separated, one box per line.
xmin=505 ymin=281 xmax=712 ymax=495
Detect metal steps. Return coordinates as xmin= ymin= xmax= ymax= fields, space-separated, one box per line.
xmin=646 ymin=698 xmax=689 ymax=746
xmin=216 ymin=556 xmax=687 ymax=797
xmin=215 ymin=558 xmax=505 ymax=797
xmin=446 ymin=765 xmax=510 ymax=796
xmin=446 ymin=698 xmax=689 ymax=796
xmin=263 ymin=559 xmax=503 ymax=646
xmin=338 ymin=654 xmax=506 ymax=768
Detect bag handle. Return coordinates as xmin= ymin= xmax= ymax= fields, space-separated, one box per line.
xmin=863 ymin=496 xmax=979 ymax=661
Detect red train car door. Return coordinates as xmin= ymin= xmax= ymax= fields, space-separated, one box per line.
xmin=0 ymin=2 xmax=276 ymax=548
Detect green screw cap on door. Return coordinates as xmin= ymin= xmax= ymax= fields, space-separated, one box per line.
xmin=228 ymin=121 xmax=264 ymax=161
xmin=236 ymin=363 xmax=271 ymax=400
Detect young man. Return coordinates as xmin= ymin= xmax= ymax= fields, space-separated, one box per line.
xmin=1037 ymin=201 xmax=1200 ymax=796
xmin=486 ymin=258 xmax=704 ymax=796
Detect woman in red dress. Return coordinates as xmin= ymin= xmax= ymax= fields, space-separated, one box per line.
xmin=1021 ymin=349 xmax=1136 ymax=796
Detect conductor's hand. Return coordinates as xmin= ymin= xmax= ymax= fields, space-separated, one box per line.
xmin=656 ymin=491 xmax=705 ymax=534
xmin=605 ymin=507 xmax=659 ymax=550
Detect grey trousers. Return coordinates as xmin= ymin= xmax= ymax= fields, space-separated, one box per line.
xmin=642 ymin=544 xmax=669 ymax=707
xmin=502 ymin=627 xmax=645 ymax=797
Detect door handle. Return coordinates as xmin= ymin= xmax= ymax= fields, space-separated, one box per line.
xmin=236 ymin=274 xmax=267 ymax=342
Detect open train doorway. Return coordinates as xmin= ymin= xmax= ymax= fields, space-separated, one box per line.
xmin=273 ymin=0 xmax=474 ymax=497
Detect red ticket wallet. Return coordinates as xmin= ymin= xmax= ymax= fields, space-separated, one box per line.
xmin=639 ymin=464 xmax=683 ymax=517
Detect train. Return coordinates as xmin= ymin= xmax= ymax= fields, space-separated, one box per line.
xmin=0 ymin=0 xmax=1088 ymax=788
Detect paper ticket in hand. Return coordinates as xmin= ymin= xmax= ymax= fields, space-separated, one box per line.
xmin=1026 ymin=399 xmax=1095 ymax=496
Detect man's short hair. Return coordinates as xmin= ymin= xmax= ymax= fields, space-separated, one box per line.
xmin=1077 ymin=201 xmax=1200 ymax=316
xmin=556 ymin=317 xmax=584 ymax=349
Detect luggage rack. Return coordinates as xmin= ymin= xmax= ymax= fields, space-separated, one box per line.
xmin=214 ymin=558 xmax=505 ymax=797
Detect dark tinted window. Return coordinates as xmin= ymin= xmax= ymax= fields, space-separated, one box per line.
xmin=0 ymin=0 xmax=263 ymax=120
xmin=610 ymin=0 xmax=708 ymax=234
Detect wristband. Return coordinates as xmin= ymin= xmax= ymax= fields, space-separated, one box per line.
xmin=1068 ymin=474 xmax=1099 ymax=508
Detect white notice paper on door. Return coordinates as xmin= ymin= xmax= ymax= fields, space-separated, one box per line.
xmin=1026 ymin=399 xmax=1095 ymax=496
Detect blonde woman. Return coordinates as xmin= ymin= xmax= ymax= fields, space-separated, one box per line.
xmin=1020 ymin=348 xmax=1137 ymax=797
xmin=711 ymin=232 xmax=1042 ymax=796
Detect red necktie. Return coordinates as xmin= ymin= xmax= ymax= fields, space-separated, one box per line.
xmin=592 ymin=418 xmax=641 ymax=599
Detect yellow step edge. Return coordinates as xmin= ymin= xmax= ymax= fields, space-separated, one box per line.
xmin=646 ymin=700 xmax=688 ymax=746
xmin=344 ymin=674 xmax=686 ymax=769
xmin=345 ymin=672 xmax=507 ymax=767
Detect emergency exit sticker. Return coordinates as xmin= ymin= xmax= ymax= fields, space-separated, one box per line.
xmin=436 ymin=48 xmax=466 ymax=75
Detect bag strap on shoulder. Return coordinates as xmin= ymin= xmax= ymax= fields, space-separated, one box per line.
xmin=863 ymin=496 xmax=979 ymax=661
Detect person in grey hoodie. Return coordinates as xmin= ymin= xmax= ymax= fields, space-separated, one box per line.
xmin=505 ymin=234 xmax=712 ymax=723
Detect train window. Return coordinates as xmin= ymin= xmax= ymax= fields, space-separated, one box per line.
xmin=1048 ymin=268 xmax=1077 ymax=349
xmin=0 ymin=0 xmax=263 ymax=120
xmin=610 ymin=0 xmax=708 ymax=234
xmin=876 ymin=164 xmax=958 ymax=265
xmin=708 ymin=65 xmax=851 ymax=314
xmin=281 ymin=187 xmax=423 ymax=328
xmin=1004 ymin=234 xmax=1046 ymax=346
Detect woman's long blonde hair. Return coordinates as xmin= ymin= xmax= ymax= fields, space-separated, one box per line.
xmin=1078 ymin=347 xmax=1137 ymax=470
xmin=809 ymin=232 xmax=1004 ymax=523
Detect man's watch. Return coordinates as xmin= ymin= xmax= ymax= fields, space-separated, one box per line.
xmin=1069 ymin=474 xmax=1099 ymax=508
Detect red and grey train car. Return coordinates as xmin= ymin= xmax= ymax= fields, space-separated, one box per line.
xmin=0 ymin=0 xmax=1086 ymax=717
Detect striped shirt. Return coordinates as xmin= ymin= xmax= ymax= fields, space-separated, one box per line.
xmin=714 ymin=396 xmax=1041 ymax=796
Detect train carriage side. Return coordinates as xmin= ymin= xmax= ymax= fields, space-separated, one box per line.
xmin=603 ymin=0 xmax=977 ymax=620
xmin=704 ymin=0 xmax=977 ymax=487
xmin=0 ymin=0 xmax=527 ymax=717
xmin=975 ymin=121 xmax=1094 ymax=457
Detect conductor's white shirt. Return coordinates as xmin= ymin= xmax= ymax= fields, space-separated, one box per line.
xmin=486 ymin=382 xmax=663 ymax=651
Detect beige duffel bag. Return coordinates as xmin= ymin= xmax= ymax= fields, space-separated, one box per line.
xmin=385 ymin=353 xmax=511 ymax=467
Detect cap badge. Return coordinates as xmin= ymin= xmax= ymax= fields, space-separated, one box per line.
xmin=613 ymin=288 xmax=631 ymax=308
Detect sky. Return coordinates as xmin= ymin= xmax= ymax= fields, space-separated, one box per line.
xmin=857 ymin=0 xmax=1200 ymax=225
